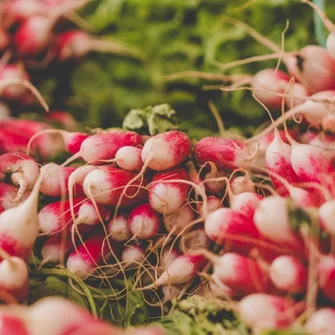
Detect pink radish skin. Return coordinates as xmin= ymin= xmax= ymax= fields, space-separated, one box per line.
xmin=0 ymin=167 xmax=44 ymax=260
xmin=0 ymin=183 xmax=27 ymax=210
xmin=38 ymin=198 xmax=85 ymax=235
xmin=209 ymin=273 xmax=235 ymax=299
xmin=205 ymin=208 xmax=260 ymax=255
xmin=141 ymin=130 xmax=191 ymax=171
xmin=180 ymin=229 xmax=211 ymax=253
xmin=270 ymin=255 xmax=307 ymax=293
xmin=212 ymin=253 xmax=270 ymax=296
xmin=115 ymin=146 xmax=143 ymax=171
xmin=74 ymin=200 xmax=111 ymax=226
xmin=230 ymin=192 xmax=263 ymax=218
xmin=264 ymin=131 xmax=299 ymax=189
xmin=252 ymin=69 xmax=290 ymax=109
xmin=253 ymin=196 xmax=305 ymax=255
xmin=230 ymin=175 xmax=255 ymax=195
xmin=238 ymin=293 xmax=302 ymax=328
xmin=163 ymin=205 xmax=194 ymax=235
xmin=66 ymin=232 xmax=111 ymax=278
xmin=320 ymin=199 xmax=335 ymax=235
xmin=27 ymin=296 xmax=121 ymax=335
xmin=128 ymin=203 xmax=161 ymax=239
xmin=83 ymin=166 xmax=147 ymax=207
xmin=2 ymin=0 xmax=43 ymax=28
xmin=308 ymin=133 xmax=335 ymax=161
xmin=40 ymin=163 xmax=83 ymax=197
xmin=305 ymin=308 xmax=335 ymax=335
xmin=41 ymin=236 xmax=73 ymax=264
xmin=161 ymin=248 xmax=181 ymax=269
xmin=107 ymin=214 xmax=131 ymax=242
xmin=319 ymin=254 xmax=335 ymax=302
xmin=121 ymin=245 xmax=145 ymax=267
xmin=327 ymin=33 xmax=335 ymax=59
xmin=194 ymin=137 xmax=255 ymax=170
xmin=63 ymin=131 xmax=142 ymax=165
xmin=46 ymin=111 xmax=79 ymax=131
xmin=0 ymin=256 xmax=29 ymax=302
xmin=286 ymin=46 xmax=335 ymax=93
xmin=140 ymin=253 xmax=206 ymax=289
xmin=0 ymin=65 xmax=29 ymax=100
xmin=285 ymin=82 xmax=309 ymax=108
xmin=0 ymin=153 xmax=39 ymax=199
xmin=197 ymin=195 xmax=223 ymax=217
xmin=29 ymin=129 xmax=88 ymax=155
xmin=0 ymin=313 xmax=29 ymax=335
xmin=149 ymin=167 xmax=190 ymax=215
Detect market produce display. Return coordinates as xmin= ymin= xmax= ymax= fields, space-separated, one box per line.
xmin=2 ymin=0 xmax=335 ymax=334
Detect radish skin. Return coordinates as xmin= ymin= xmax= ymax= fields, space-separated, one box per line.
xmin=0 ymin=183 xmax=27 ymax=210
xmin=121 ymin=245 xmax=145 ymax=267
xmin=230 ymin=175 xmax=255 ymax=195
xmin=128 ymin=203 xmax=161 ymax=239
xmin=141 ymin=130 xmax=191 ymax=171
xmin=305 ymin=308 xmax=335 ymax=335
xmin=230 ymin=192 xmax=263 ymax=218
xmin=41 ymin=236 xmax=73 ymax=264
xmin=107 ymin=214 xmax=131 ymax=242
xmin=114 ymin=146 xmax=143 ymax=171
xmin=163 ymin=205 xmax=194 ymax=235
xmin=149 ymin=167 xmax=190 ymax=215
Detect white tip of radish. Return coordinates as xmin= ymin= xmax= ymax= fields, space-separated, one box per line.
xmin=320 ymin=200 xmax=335 ymax=235
xmin=163 ymin=205 xmax=194 ymax=234
xmin=66 ymin=253 xmax=94 ymax=279
xmin=107 ymin=214 xmax=131 ymax=242
xmin=305 ymin=308 xmax=335 ymax=335
xmin=121 ymin=245 xmax=145 ymax=267
xmin=230 ymin=175 xmax=255 ymax=195
xmin=327 ymin=33 xmax=335 ymax=59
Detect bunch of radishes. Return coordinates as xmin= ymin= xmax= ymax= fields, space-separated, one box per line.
xmin=0 ymin=0 xmax=140 ymax=113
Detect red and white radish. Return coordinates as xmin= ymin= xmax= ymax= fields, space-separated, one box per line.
xmin=141 ymin=130 xmax=191 ymax=171
xmin=41 ymin=236 xmax=73 ymax=264
xmin=230 ymin=192 xmax=263 ymax=218
xmin=319 ymin=254 xmax=335 ymax=302
xmin=163 ymin=204 xmax=194 ymax=235
xmin=197 ymin=195 xmax=223 ymax=217
xmin=305 ymin=308 xmax=335 ymax=335
xmin=121 ymin=244 xmax=145 ymax=268
xmin=128 ymin=203 xmax=161 ymax=239
xmin=149 ymin=167 xmax=190 ymax=215
xmin=230 ymin=174 xmax=255 ymax=195
xmin=107 ymin=214 xmax=131 ymax=242
xmin=0 ymin=183 xmax=27 ymax=209
xmin=269 ymin=255 xmax=307 ymax=293
xmin=114 ymin=146 xmax=143 ymax=171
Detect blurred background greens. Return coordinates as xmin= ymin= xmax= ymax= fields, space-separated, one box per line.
xmin=36 ymin=0 xmax=335 ymax=138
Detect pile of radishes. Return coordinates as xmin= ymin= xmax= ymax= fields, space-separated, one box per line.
xmin=0 ymin=0 xmax=139 ymax=115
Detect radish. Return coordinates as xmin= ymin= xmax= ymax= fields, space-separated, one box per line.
xmin=205 ymin=207 xmax=260 ymax=255
xmin=269 ymin=255 xmax=307 ymax=293
xmin=238 ymin=293 xmax=302 ymax=328
xmin=194 ymin=137 xmax=256 ymax=170
xmin=161 ymin=284 xmax=183 ymax=302
xmin=285 ymin=82 xmax=309 ymax=108
xmin=253 ymin=196 xmax=305 ymax=255
xmin=66 ymin=231 xmax=111 ymax=278
xmin=179 ymin=229 xmax=211 ymax=253
xmin=203 ymin=168 xmax=226 ymax=196
xmin=28 ymin=129 xmax=88 ymax=155
xmin=121 ymin=244 xmax=145 ymax=268
xmin=286 ymin=46 xmax=335 ymax=93
xmin=327 ymin=34 xmax=335 ymax=59
xmin=0 ymin=252 xmax=29 ymax=302
xmin=40 ymin=163 xmax=81 ymax=198
xmin=319 ymin=254 xmax=335 ymax=302
xmin=0 ymin=28 xmax=9 ymax=51
xmin=139 ymin=253 xmax=205 ymax=290
xmin=305 ymin=308 xmax=335 ymax=335
xmin=128 ymin=203 xmax=161 ymax=239
xmin=114 ymin=146 xmax=143 ymax=171
xmin=41 ymin=236 xmax=73 ymax=264
xmin=319 ymin=199 xmax=335 ymax=235
xmin=244 ymin=90 xmax=335 ymax=145
xmin=149 ymin=167 xmax=190 ymax=215
xmin=205 ymin=252 xmax=270 ymax=296
xmin=230 ymin=174 xmax=255 ymax=195
xmin=62 ymin=131 xmax=142 ymax=166
xmin=0 ymin=153 xmax=39 ymax=200
xmin=163 ymin=204 xmax=194 ymax=235
xmin=141 ymin=130 xmax=191 ymax=171
xmin=307 ymin=132 xmax=335 ymax=161
xmin=252 ymin=69 xmax=290 ymax=109
xmin=46 ymin=110 xmax=79 ymax=131
xmin=160 ymin=248 xmax=181 ymax=269
xmin=83 ymin=166 xmax=147 ymax=207
xmin=230 ymin=192 xmax=263 ymax=218
xmin=0 ymin=166 xmax=44 ymax=259
xmin=197 ymin=195 xmax=223 ymax=217
xmin=38 ymin=198 xmax=85 ymax=235
xmin=54 ymin=29 xmax=142 ymax=61
xmin=0 ymin=103 xmax=10 ymax=120
xmin=74 ymin=200 xmax=111 ymax=226
xmin=2 ymin=0 xmax=43 ymax=28
xmin=107 ymin=214 xmax=131 ymax=242
xmin=209 ymin=273 xmax=235 ymax=299
xmin=0 ymin=312 xmax=29 ymax=335
xmin=0 ymin=183 xmax=27 ymax=209
xmin=0 ymin=65 xmax=29 ymax=100
xmin=27 ymin=296 xmax=122 ymax=335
